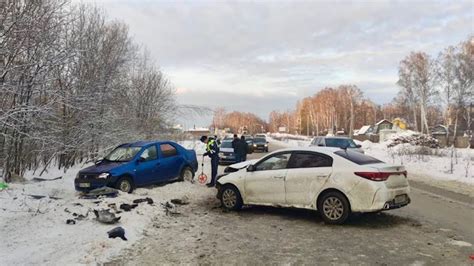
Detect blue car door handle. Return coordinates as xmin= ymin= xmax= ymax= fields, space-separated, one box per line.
xmin=155 ymin=162 xmax=161 ymax=166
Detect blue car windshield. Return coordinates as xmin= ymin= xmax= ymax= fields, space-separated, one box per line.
xmin=325 ymin=138 xmax=357 ymax=148
xmin=105 ymin=147 xmax=142 ymax=162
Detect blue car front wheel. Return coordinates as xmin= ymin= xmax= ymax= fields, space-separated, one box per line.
xmin=116 ymin=176 xmax=134 ymax=193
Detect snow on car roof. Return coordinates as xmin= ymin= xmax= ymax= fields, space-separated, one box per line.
xmin=271 ymin=146 xmax=341 ymax=155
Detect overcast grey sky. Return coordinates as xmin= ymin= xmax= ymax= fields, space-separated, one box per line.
xmin=86 ymin=0 xmax=473 ymax=128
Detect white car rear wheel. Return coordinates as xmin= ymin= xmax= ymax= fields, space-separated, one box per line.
xmin=323 ymin=197 xmax=344 ymax=220
xmin=318 ymin=191 xmax=350 ymax=224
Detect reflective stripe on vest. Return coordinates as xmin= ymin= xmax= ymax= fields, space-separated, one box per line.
xmin=207 ymin=139 xmax=215 ymax=152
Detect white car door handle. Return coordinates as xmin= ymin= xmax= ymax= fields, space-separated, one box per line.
xmin=317 ymin=175 xmax=327 ymax=178
xmin=273 ymin=176 xmax=285 ymax=179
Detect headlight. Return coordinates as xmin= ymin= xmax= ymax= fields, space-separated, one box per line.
xmin=98 ymin=173 xmax=110 ymax=179
xmin=253 ymin=144 xmax=257 ymax=147
xmin=219 ymin=152 xmax=225 ymax=156
xmin=264 ymin=144 xmax=268 ymax=147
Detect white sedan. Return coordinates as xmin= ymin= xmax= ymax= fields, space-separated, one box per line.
xmin=216 ymin=147 xmax=411 ymax=224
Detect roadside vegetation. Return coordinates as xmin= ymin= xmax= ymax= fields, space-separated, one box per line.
xmin=0 ymin=1 xmax=176 ymax=181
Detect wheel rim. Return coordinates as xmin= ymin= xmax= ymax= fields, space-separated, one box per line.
xmin=322 ymin=196 xmax=344 ymax=220
xmin=183 ymin=169 xmax=193 ymax=181
xmin=119 ymin=180 xmax=131 ymax=192
xmin=222 ymin=189 xmax=237 ymax=208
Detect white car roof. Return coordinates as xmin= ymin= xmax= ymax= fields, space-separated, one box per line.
xmin=271 ymin=146 xmax=341 ymax=156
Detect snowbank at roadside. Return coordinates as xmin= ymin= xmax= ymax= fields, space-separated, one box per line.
xmin=268 ymin=133 xmax=312 ymax=141
xmin=359 ymin=140 xmax=473 ymax=187
xmin=180 ymin=140 xmax=206 ymax=155
xmin=267 ymin=136 xmax=311 ymax=148
xmin=0 ymin=141 xmax=210 ymax=265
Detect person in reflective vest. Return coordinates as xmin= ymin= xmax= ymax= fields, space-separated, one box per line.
xmin=200 ymin=135 xmax=220 ymax=187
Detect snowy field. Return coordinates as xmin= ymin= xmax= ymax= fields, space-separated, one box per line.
xmin=0 ymin=141 xmax=211 ymax=265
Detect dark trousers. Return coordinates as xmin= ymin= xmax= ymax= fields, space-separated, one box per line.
xmin=235 ymin=153 xmax=242 ymax=163
xmin=210 ymin=156 xmax=219 ymax=185
xmin=241 ymin=153 xmax=247 ymax=161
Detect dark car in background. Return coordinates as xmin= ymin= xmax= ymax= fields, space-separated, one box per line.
xmin=244 ymin=137 xmax=254 ymax=154
xmin=252 ymin=137 xmax=269 ymax=152
xmin=310 ymin=136 xmax=364 ymax=153
xmin=74 ymin=141 xmax=198 ymax=193
xmin=219 ymin=140 xmax=237 ymax=165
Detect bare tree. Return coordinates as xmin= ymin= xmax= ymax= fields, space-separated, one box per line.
xmin=436 ymin=46 xmax=457 ymax=126
xmin=0 ymin=1 xmax=179 ymax=180
xmin=398 ymin=52 xmax=437 ymax=134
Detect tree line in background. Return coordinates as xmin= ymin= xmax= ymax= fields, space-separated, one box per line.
xmin=267 ymin=36 xmax=473 ymax=137
xmin=0 ymin=0 xmax=176 ymax=181
xmin=212 ymin=107 xmax=266 ymax=134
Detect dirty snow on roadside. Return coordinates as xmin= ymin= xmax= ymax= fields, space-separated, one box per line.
xmin=0 ymin=143 xmax=211 ymax=265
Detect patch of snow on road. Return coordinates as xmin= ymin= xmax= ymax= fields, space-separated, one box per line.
xmin=448 ymin=240 xmax=472 ymax=247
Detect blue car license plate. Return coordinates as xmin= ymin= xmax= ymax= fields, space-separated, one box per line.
xmin=79 ymin=183 xmax=90 ymax=188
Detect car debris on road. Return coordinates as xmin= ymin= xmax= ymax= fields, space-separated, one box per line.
xmin=170 ymin=196 xmax=190 ymax=205
xmin=107 ymin=227 xmax=127 ymax=241
xmin=94 ymin=209 xmax=121 ymax=224
xmin=120 ymin=203 xmax=138 ymax=212
xmin=81 ymin=187 xmax=119 ymax=199
xmin=133 ymin=197 xmax=154 ymax=205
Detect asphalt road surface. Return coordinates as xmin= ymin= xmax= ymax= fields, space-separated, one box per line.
xmin=108 ymin=142 xmax=474 ymax=265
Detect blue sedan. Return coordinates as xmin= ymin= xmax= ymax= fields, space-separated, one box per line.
xmin=74 ymin=141 xmax=198 ymax=193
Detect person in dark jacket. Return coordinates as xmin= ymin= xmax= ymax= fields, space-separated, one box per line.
xmin=231 ymin=134 xmax=242 ymax=162
xmin=200 ymin=135 xmax=219 ymax=187
xmin=239 ymin=135 xmax=249 ymax=161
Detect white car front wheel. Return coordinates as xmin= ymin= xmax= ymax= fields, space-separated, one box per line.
xmin=220 ymin=185 xmax=243 ymax=211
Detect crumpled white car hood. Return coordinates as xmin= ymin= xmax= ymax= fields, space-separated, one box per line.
xmin=227 ymin=159 xmax=258 ymax=169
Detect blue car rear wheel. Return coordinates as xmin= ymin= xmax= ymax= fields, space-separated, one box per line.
xmin=180 ymin=167 xmax=194 ymax=182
